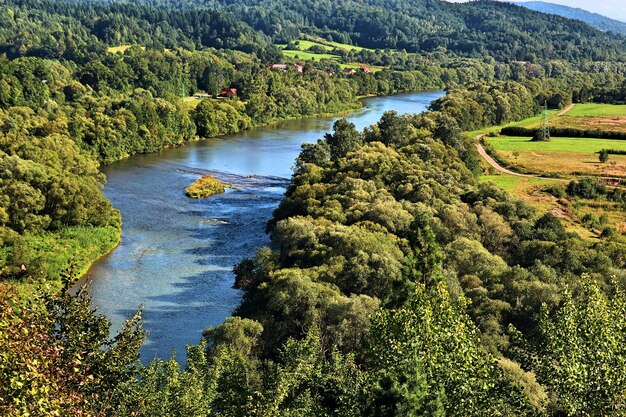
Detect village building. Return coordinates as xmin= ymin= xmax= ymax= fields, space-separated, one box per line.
xmin=218 ymin=88 xmax=238 ymax=98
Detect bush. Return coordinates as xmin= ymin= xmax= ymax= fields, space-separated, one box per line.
xmin=501 ymin=126 xmax=626 ymax=140
xmin=544 ymin=185 xmax=566 ymax=198
xmin=185 ymin=175 xmax=226 ymax=198
xmin=601 ymin=227 xmax=617 ymax=238
xmin=599 ymin=149 xmax=609 ymax=163
xmin=566 ymin=178 xmax=607 ymax=199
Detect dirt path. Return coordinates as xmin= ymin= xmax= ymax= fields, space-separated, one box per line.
xmin=475 ymin=135 xmax=568 ymax=182
xmin=476 ymin=141 xmax=538 ymax=178
xmin=557 ymin=103 xmax=575 ymax=116
xmin=475 ymin=134 xmax=625 ymax=187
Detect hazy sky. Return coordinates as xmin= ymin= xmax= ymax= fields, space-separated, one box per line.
xmin=444 ymin=1 xmax=626 ymax=23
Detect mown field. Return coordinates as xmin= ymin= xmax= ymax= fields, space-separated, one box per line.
xmin=276 ymin=38 xmax=385 ymax=71
xmin=487 ymin=135 xmax=626 ymax=177
xmin=281 ymin=48 xmax=341 ymax=61
xmin=478 ymin=103 xmax=626 ymax=239
xmin=107 ymin=44 xmax=146 ymax=53
xmin=496 ymin=103 xmax=626 ymax=133
xmin=481 ymin=103 xmax=626 ymax=177
xmin=567 ymin=103 xmax=626 ymax=117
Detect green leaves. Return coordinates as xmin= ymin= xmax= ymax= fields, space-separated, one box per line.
xmin=369 ymin=282 xmax=535 ymax=416
xmin=512 ymin=277 xmax=626 ymax=416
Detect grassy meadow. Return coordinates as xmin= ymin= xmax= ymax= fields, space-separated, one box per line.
xmin=281 ymin=49 xmax=341 ymax=61
xmin=480 ymin=103 xmax=626 ymax=177
xmin=478 ymin=102 xmax=626 ymax=239
xmin=276 ymin=38 xmax=385 ymax=71
xmin=567 ymin=103 xmax=626 ymax=117
xmin=487 ymin=135 xmax=626 ymax=177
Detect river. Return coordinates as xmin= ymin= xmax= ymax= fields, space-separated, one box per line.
xmin=85 ymin=91 xmax=445 ymax=362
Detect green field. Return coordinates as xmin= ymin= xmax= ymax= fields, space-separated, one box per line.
xmin=183 ymin=97 xmax=206 ymax=108
xmin=277 ymin=38 xmax=383 ymax=70
xmin=468 ymin=110 xmax=559 ymax=137
xmin=279 ymin=37 xmax=375 ymax=53
xmin=282 ymin=49 xmax=341 ymax=61
xmin=567 ymin=103 xmax=626 ymax=117
xmin=323 ymin=39 xmax=373 ymax=52
xmin=289 ymin=40 xmax=334 ymax=51
xmin=470 ymin=103 xmax=626 ymax=138
xmin=485 ymin=135 xmax=626 ymax=177
xmin=339 ymin=62 xmax=384 ymax=72
xmin=489 ymin=135 xmax=626 ymax=153
xmin=478 ymin=174 xmax=557 ymax=192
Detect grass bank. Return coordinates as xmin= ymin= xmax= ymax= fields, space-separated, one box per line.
xmin=3 ymin=220 xmax=121 ymax=297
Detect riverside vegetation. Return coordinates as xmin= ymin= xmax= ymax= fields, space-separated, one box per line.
xmin=2 ymin=0 xmax=626 ymax=415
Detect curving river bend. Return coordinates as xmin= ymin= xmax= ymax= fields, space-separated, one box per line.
xmin=85 ymin=91 xmax=444 ymax=362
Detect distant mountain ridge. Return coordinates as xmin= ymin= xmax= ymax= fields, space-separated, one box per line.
xmin=510 ymin=1 xmax=626 ymax=35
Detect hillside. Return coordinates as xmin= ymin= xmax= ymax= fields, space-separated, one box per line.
xmin=511 ymin=1 xmax=626 ymax=35
xmin=1 ymin=0 xmax=625 ymax=62
xmin=200 ymin=0 xmax=626 ymax=61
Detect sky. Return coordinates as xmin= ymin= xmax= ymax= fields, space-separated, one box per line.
xmin=444 ymin=1 xmax=626 ymax=23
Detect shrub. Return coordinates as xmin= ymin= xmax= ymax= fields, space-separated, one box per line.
xmin=599 ymin=149 xmax=609 ymax=163
xmin=185 ymin=175 xmax=226 ymax=198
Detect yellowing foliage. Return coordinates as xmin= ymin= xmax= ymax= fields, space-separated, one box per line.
xmin=185 ymin=175 xmax=226 ymax=198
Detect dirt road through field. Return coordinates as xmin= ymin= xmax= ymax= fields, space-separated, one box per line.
xmin=557 ymin=103 xmax=575 ymax=116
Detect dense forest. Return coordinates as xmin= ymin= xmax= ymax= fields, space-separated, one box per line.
xmin=201 ymin=0 xmax=626 ymax=62
xmin=2 ymin=0 xmax=626 ymax=415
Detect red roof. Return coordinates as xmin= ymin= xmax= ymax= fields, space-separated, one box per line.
xmin=219 ymin=88 xmax=238 ymax=97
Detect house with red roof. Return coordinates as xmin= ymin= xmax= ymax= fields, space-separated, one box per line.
xmin=218 ymin=88 xmax=238 ymax=98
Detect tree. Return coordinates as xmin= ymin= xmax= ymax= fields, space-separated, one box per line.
xmin=531 ymin=128 xmax=550 ymax=142
xmin=599 ymin=149 xmax=610 ymax=163
xmin=325 ymin=119 xmax=362 ymax=161
xmin=0 ymin=284 xmax=144 ymax=416
xmin=369 ymin=282 xmax=537 ymax=416
xmin=511 ymin=277 xmax=626 ymax=416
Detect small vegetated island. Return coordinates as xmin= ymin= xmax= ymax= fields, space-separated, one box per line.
xmin=185 ymin=174 xmax=227 ymax=198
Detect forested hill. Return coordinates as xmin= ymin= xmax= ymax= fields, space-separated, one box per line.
xmin=198 ymin=0 xmax=626 ymax=61
xmin=511 ymin=1 xmax=626 ymax=36
xmin=0 ymin=0 xmax=280 ymax=60
xmin=2 ymin=0 xmax=625 ymax=62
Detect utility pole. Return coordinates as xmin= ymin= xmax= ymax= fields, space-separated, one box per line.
xmin=539 ymin=100 xmax=549 ymax=141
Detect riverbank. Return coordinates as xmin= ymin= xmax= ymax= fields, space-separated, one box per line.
xmin=9 ymin=221 xmax=122 ymax=298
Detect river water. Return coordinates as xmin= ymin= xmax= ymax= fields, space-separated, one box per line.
xmin=86 ymin=91 xmax=444 ymax=362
